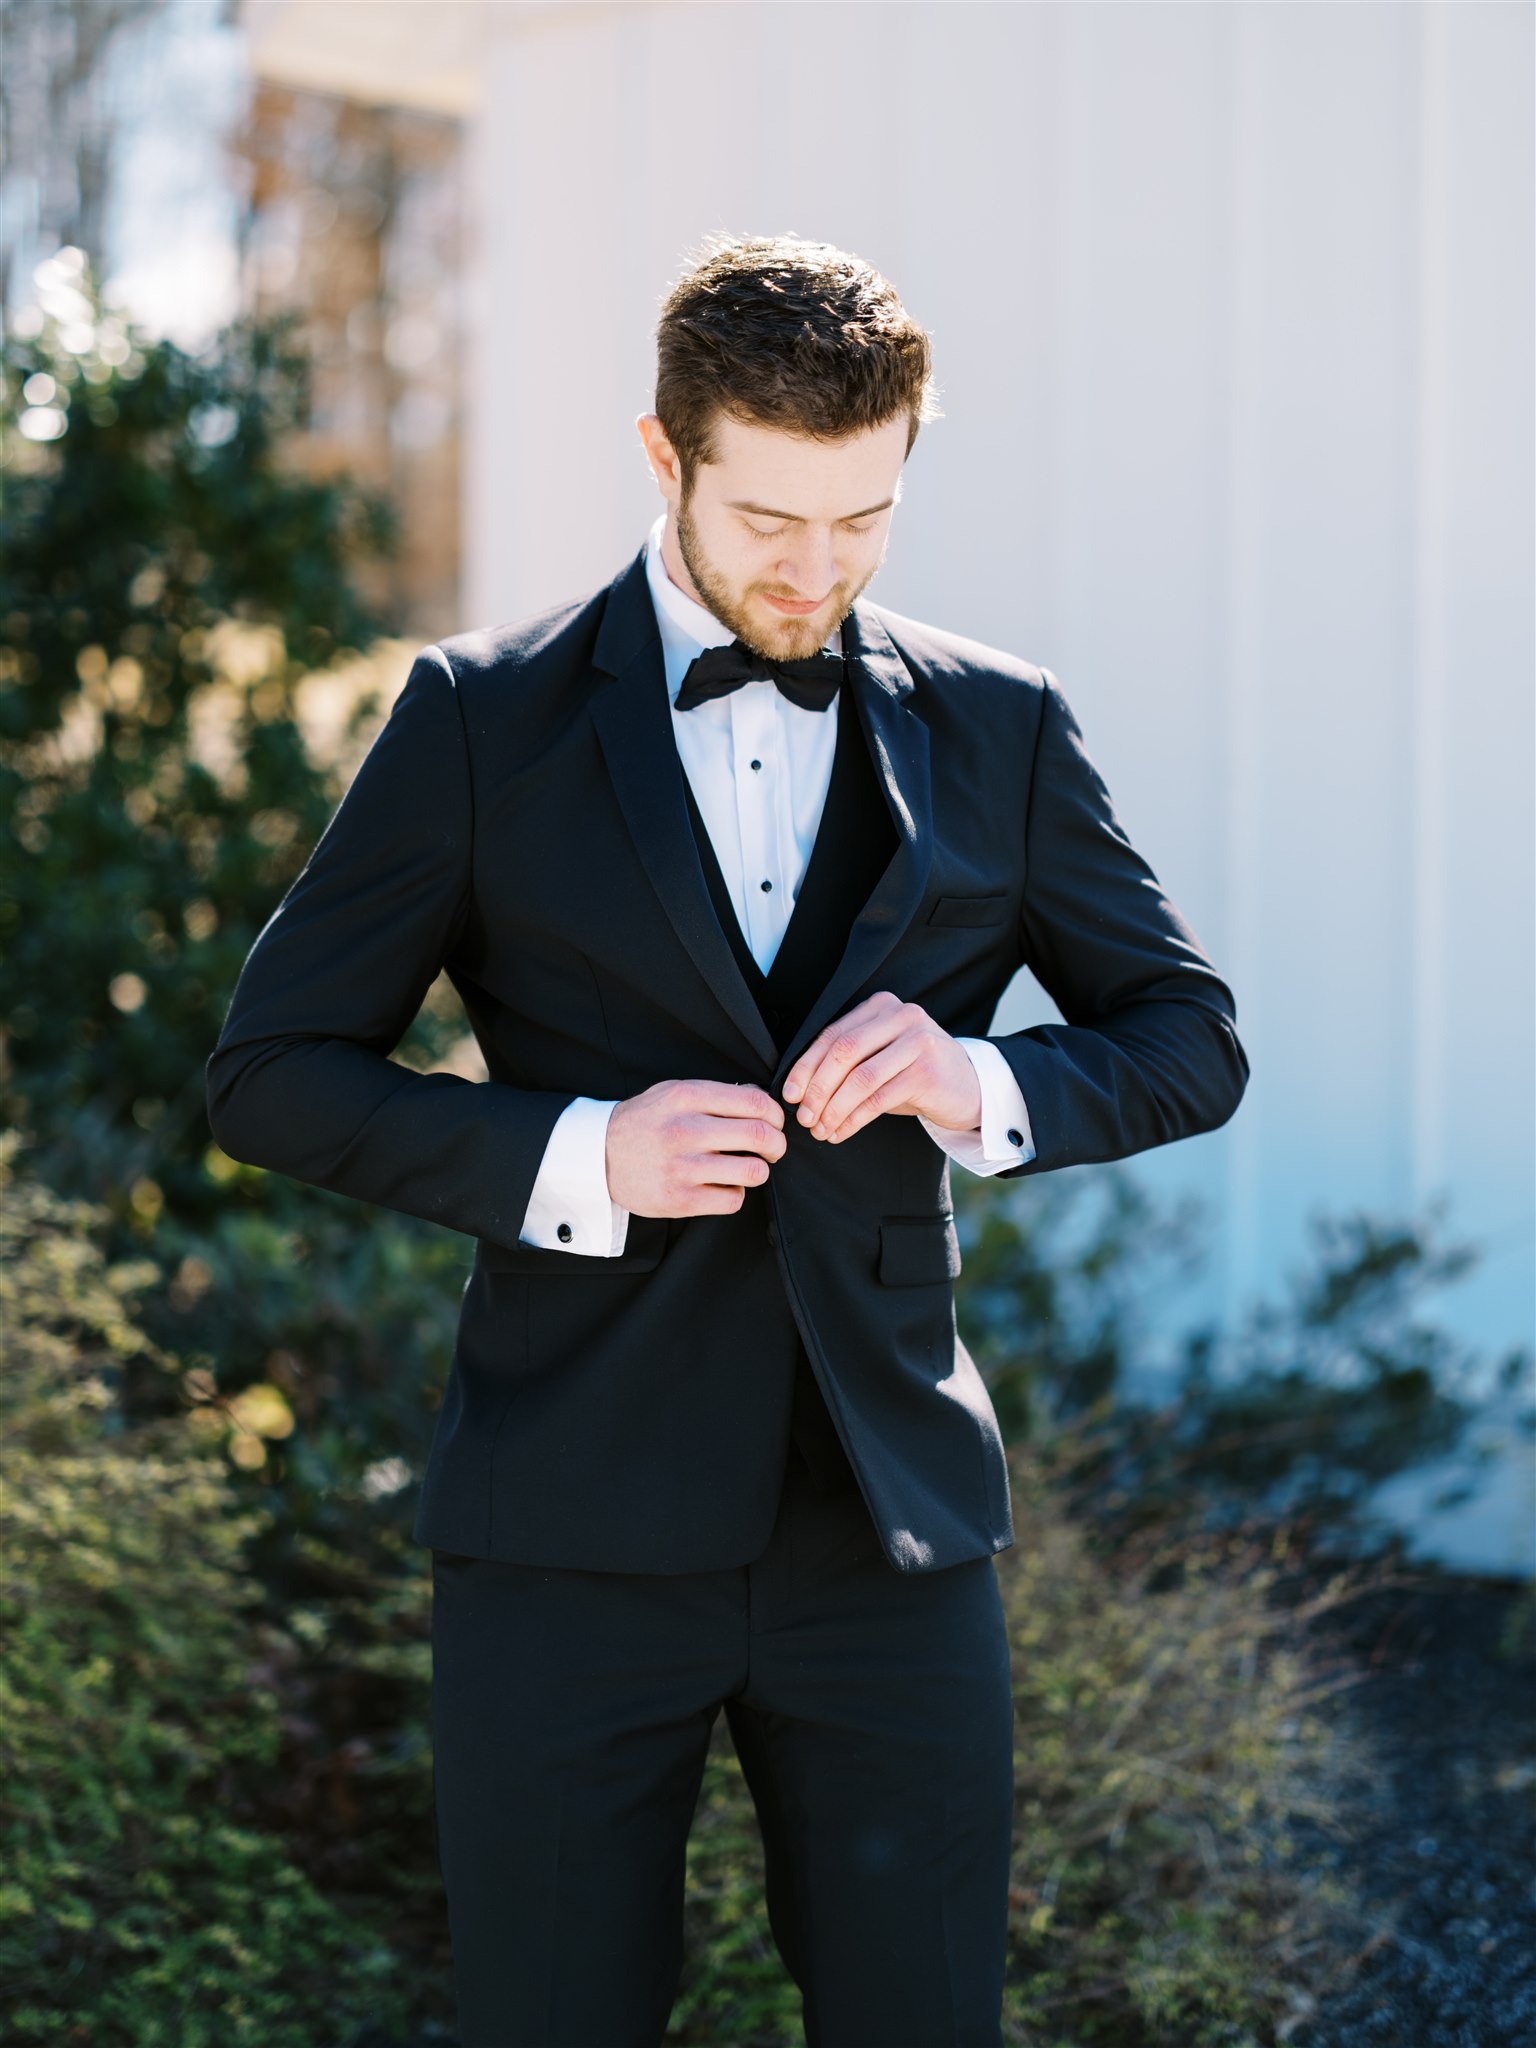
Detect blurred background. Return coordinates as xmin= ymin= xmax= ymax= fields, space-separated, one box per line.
xmin=1 ymin=4 xmax=1532 ymax=2044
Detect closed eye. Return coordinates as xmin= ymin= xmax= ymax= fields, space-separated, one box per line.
xmin=744 ymin=518 xmax=878 ymax=539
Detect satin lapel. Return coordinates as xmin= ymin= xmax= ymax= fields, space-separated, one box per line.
xmin=588 ymin=549 xmax=780 ymax=1071
xmin=775 ymin=599 xmax=934 ymax=1080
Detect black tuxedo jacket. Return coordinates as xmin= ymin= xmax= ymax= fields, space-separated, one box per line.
xmin=205 ymin=540 xmax=1248 ymax=1575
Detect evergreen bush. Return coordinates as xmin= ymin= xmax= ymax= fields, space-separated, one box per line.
xmin=0 ymin=1129 xmax=417 ymax=2045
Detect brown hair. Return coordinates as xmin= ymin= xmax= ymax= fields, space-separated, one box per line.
xmin=653 ymin=231 xmax=942 ymax=487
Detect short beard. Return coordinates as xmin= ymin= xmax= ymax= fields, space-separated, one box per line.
xmin=674 ymin=484 xmax=877 ymax=662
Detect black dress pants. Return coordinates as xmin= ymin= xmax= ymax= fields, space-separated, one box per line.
xmin=428 ymin=1439 xmax=1016 ymax=2047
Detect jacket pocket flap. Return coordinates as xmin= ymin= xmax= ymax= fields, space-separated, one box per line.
xmin=878 ymin=1212 xmax=962 ymax=1285
xmin=476 ymin=1211 xmax=670 ymax=1274
xmin=926 ymin=892 xmax=1009 ymax=927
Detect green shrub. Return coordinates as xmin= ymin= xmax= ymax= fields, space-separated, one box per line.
xmin=0 ymin=261 xmax=404 ymax=1230
xmin=1 ymin=258 xmax=486 ymax=1569
xmin=0 ymin=1128 xmax=417 ymax=2045
xmin=992 ymin=1448 xmax=1366 ymax=2046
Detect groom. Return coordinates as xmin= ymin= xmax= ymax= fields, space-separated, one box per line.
xmin=206 ymin=232 xmax=1248 ymax=2046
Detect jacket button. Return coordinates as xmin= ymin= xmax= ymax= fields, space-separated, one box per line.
xmin=556 ymin=1221 xmax=573 ymax=1242
xmin=1007 ymin=1128 xmax=1023 ymax=1147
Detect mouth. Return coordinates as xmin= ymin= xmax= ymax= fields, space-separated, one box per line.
xmin=762 ymin=592 xmax=827 ymax=616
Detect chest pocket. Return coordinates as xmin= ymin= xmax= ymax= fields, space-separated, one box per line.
xmin=925 ymin=892 xmax=1010 ymax=928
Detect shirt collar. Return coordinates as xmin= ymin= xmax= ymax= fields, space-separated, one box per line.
xmin=643 ymin=509 xmax=840 ymax=706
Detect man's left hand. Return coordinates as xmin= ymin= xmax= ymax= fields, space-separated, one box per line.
xmin=781 ymin=991 xmax=981 ymax=1142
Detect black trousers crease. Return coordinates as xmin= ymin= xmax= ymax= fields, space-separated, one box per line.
xmin=428 ymin=1440 xmax=1016 ymax=2047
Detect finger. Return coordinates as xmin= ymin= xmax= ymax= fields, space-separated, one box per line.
xmin=686 ymin=1077 xmax=783 ymax=1127
xmin=798 ymin=1024 xmax=897 ymax=1138
xmin=814 ymin=1034 xmax=920 ymax=1140
xmin=781 ymin=992 xmax=894 ymax=1105
xmin=686 ymin=1148 xmax=773 ymax=1188
xmin=694 ymin=1111 xmax=787 ymax=1161
xmin=791 ymin=1004 xmax=907 ymax=1126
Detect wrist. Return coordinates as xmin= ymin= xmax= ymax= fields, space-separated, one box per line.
xmin=926 ymin=1054 xmax=984 ymax=1134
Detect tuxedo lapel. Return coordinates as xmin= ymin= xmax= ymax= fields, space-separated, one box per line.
xmin=589 ymin=548 xmax=779 ymax=1070
xmin=587 ymin=547 xmax=934 ymax=1082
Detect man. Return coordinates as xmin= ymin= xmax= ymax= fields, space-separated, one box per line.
xmin=206 ymin=232 xmax=1248 ymax=2047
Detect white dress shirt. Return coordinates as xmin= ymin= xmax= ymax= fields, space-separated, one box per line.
xmin=518 ymin=511 xmax=1037 ymax=1255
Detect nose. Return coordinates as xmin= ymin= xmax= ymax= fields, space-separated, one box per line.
xmin=776 ymin=529 xmax=838 ymax=600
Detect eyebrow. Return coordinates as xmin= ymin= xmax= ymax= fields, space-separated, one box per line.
xmin=724 ymin=496 xmax=898 ymax=523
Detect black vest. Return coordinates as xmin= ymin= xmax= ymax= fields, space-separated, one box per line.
xmin=678 ymin=677 xmax=898 ymax=1496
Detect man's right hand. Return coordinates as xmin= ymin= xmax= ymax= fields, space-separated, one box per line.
xmin=605 ymin=1079 xmax=786 ymax=1217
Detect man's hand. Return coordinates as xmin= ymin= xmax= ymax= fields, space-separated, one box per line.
xmin=606 ymin=1078 xmax=787 ymax=1216
xmin=781 ymin=991 xmax=982 ymax=1143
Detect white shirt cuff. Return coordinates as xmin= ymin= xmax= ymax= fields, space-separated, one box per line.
xmin=918 ymin=1036 xmax=1036 ymax=1176
xmin=519 ymin=1096 xmax=631 ymax=1255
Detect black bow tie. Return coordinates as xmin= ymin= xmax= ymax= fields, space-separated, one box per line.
xmin=674 ymin=637 xmax=845 ymax=714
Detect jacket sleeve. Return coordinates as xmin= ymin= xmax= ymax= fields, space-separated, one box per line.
xmin=204 ymin=643 xmax=577 ymax=1249
xmin=983 ymin=667 xmax=1249 ymax=1178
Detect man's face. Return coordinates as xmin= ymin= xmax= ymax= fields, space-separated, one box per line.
xmin=640 ymin=410 xmax=909 ymax=661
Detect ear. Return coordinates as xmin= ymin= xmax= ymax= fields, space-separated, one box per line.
xmin=635 ymin=413 xmax=682 ymax=496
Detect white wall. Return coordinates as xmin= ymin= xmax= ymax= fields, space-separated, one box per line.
xmin=254 ymin=1 xmax=1536 ymax=1569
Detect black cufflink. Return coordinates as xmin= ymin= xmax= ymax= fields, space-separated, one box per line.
xmin=557 ymin=1221 xmax=573 ymax=1242
xmin=1007 ymin=1128 xmax=1023 ymax=1146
